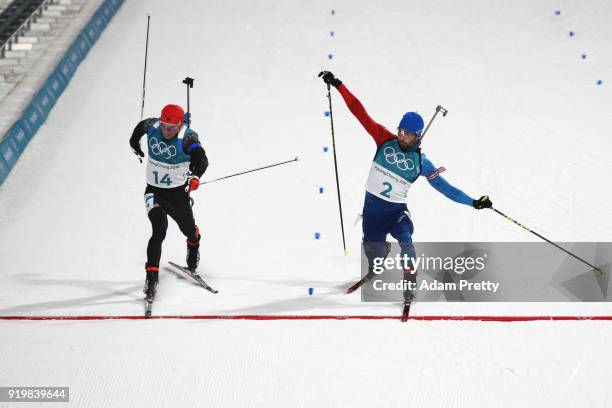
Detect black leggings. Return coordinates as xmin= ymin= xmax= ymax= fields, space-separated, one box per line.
xmin=144 ymin=185 xmax=199 ymax=268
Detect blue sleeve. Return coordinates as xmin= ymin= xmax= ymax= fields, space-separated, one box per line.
xmin=182 ymin=129 xmax=202 ymax=155
xmin=421 ymin=155 xmax=474 ymax=207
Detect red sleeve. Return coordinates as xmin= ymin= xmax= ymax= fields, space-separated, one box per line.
xmin=337 ymin=83 xmax=395 ymax=146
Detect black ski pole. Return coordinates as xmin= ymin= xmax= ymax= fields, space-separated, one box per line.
xmin=420 ymin=105 xmax=448 ymax=142
xmin=140 ymin=13 xmax=151 ymax=121
xmin=137 ymin=13 xmax=151 ymax=164
xmin=492 ymin=208 xmax=606 ymax=276
xmin=202 ymin=157 xmax=299 ymax=185
xmin=182 ymin=77 xmax=194 ymax=128
xmin=325 ymin=83 xmax=348 ymax=256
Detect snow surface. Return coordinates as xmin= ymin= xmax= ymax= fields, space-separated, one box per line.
xmin=1 ymin=0 xmax=612 ymax=406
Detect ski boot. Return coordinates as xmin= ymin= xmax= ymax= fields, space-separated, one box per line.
xmin=186 ymin=229 xmax=201 ymax=272
xmin=143 ymin=266 xmax=159 ymax=299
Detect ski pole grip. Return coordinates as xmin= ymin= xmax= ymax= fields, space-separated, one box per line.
xmin=183 ymin=77 xmax=194 ymax=88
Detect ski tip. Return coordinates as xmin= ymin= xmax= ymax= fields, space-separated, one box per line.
xmin=401 ymin=303 xmax=411 ymax=322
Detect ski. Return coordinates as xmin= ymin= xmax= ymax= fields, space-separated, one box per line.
xmin=144 ymin=296 xmax=154 ymax=318
xmin=401 ymin=301 xmax=411 ymax=322
xmin=346 ymin=272 xmax=375 ymax=294
xmin=168 ymin=261 xmax=219 ymax=294
xmin=143 ymin=280 xmax=157 ymax=319
xmin=401 ymin=288 xmax=416 ymax=322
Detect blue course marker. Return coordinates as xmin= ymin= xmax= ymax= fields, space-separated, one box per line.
xmin=323 ymin=146 xmax=329 ymax=152
xmin=308 ymin=287 xmax=314 ymax=295
xmin=314 ymin=232 xmax=321 ymax=240
xmin=319 ymin=187 xmax=324 ymax=194
xmin=328 ymin=54 xmax=333 ymax=60
xmin=330 ymin=31 xmax=335 ymax=37
xmin=597 ymin=80 xmax=603 ymax=85
xmin=555 ymin=10 xmax=561 ymax=15
xmin=581 ymin=54 xmax=587 ymax=59
xmin=324 ymin=111 xmax=330 ymax=117
xmin=331 ymin=9 xmax=335 ymax=15
xmin=569 ymin=31 xmax=575 ymax=37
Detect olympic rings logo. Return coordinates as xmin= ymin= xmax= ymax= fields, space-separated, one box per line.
xmin=383 ymin=147 xmax=415 ymax=171
xmin=149 ymin=137 xmax=177 ymax=159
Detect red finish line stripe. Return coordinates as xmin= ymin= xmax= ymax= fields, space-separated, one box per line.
xmin=1 ymin=315 xmax=612 ymax=321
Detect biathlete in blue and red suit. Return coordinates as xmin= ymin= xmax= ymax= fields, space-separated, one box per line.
xmin=129 ymin=104 xmax=209 ymax=298
xmin=318 ymin=71 xmax=492 ymax=300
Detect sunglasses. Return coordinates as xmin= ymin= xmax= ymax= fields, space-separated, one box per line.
xmin=398 ymin=129 xmax=419 ymax=137
xmin=160 ymin=122 xmax=181 ymax=132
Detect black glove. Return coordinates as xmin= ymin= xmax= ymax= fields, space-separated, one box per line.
xmin=130 ymin=141 xmax=144 ymax=158
xmin=318 ymin=71 xmax=342 ymax=88
xmin=473 ymin=195 xmax=492 ymax=210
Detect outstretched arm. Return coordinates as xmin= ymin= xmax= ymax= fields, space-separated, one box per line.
xmin=337 ymin=84 xmax=395 ymax=146
xmin=319 ymin=71 xmax=394 ymax=146
xmin=421 ymin=155 xmax=475 ymax=207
